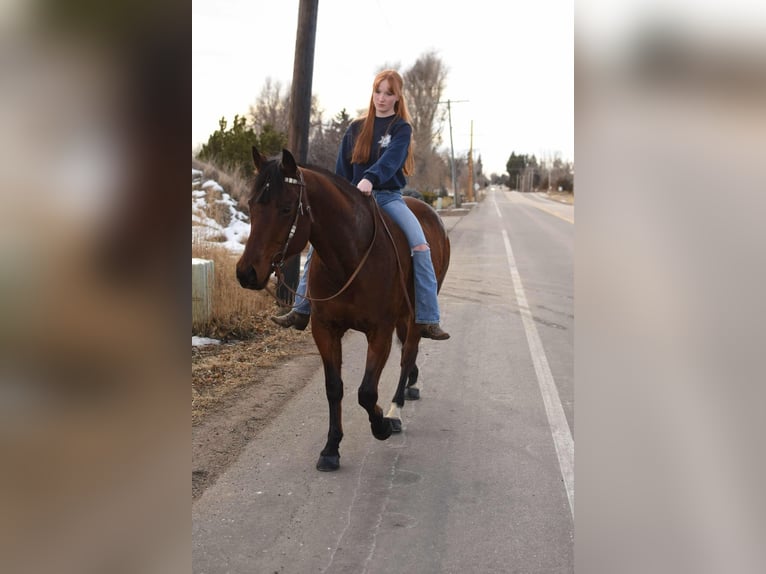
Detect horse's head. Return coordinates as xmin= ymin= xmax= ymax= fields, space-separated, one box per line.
xmin=236 ymin=147 xmax=311 ymax=290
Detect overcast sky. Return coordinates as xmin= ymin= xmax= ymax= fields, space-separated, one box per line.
xmin=193 ymin=0 xmax=574 ymax=175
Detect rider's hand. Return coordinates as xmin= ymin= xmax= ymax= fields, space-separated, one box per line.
xmin=357 ymin=178 xmax=373 ymax=196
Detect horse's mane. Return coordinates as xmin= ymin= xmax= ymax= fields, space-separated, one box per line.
xmin=301 ymin=163 xmax=364 ymax=203
xmin=249 ymin=155 xmax=370 ymax=212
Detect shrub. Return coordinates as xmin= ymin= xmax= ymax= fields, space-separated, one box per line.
xmin=420 ymin=190 xmax=438 ymax=205
xmin=197 ymin=115 xmax=286 ymax=180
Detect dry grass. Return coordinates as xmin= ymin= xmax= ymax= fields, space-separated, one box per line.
xmin=193 ymin=158 xmax=281 ymax=340
xmin=543 ymin=189 xmax=574 ymax=205
xmin=203 ymin=186 xmax=233 ymax=227
xmin=193 ymin=157 xmax=252 ymax=211
xmin=191 ymin=159 xmax=317 ymax=437
xmin=192 ymin=242 xmax=279 ymax=340
xmin=191 ymin=322 xmax=309 ymax=423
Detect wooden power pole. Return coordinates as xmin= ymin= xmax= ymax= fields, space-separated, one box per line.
xmin=279 ymin=0 xmax=318 ymax=305
xmin=438 ymin=99 xmax=468 ymax=208
xmin=287 ymin=0 xmax=318 ymax=163
xmin=467 ymin=120 xmax=474 ymax=202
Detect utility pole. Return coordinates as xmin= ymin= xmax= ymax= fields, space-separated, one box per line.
xmin=279 ymin=0 xmax=318 ymax=306
xmin=467 ymin=120 xmax=474 ymax=202
xmin=438 ymin=99 xmax=468 ymax=208
xmin=287 ymin=0 xmax=317 ymax=162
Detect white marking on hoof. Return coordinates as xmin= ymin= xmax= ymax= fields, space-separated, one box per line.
xmin=386 ymin=403 xmax=401 ymax=420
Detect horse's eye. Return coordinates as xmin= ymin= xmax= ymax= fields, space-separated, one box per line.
xmin=280 ymin=205 xmax=293 ymax=216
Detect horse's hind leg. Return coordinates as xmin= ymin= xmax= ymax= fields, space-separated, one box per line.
xmin=405 ymin=363 xmax=420 ymax=400
xmin=359 ymin=330 xmax=394 ymax=441
xmin=393 ymin=323 xmax=420 ymax=400
xmin=313 ymin=328 xmax=344 ymax=471
xmin=386 ymin=324 xmax=421 ymax=432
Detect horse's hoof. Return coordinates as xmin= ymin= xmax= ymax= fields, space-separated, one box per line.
xmin=390 ymin=418 xmax=402 ymax=433
xmin=372 ymin=418 xmax=393 ymax=441
xmin=316 ymin=455 xmax=340 ymax=471
xmin=404 ymin=387 xmax=420 ymax=400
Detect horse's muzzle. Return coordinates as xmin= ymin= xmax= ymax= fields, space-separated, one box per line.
xmin=236 ymin=265 xmax=266 ymax=290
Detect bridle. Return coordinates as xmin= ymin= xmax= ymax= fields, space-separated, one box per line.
xmin=270 ymin=169 xmax=310 ymax=276
xmin=266 ymin=167 xmax=414 ymax=317
xmin=268 ymin=168 xmax=382 ymax=306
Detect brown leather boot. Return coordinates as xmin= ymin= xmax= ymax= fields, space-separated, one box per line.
xmin=419 ymin=323 xmax=450 ymax=340
xmin=270 ymin=310 xmax=310 ymax=331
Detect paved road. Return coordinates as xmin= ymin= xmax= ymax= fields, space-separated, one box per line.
xmin=193 ymin=189 xmax=574 ymax=573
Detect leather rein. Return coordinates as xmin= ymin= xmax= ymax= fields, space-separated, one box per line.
xmin=268 ymin=168 xmax=414 ymax=317
xmin=268 ymin=169 xmax=371 ymax=305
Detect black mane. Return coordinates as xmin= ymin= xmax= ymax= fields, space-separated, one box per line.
xmin=302 ymin=163 xmax=362 ymax=201
xmin=249 ymin=157 xmax=285 ymax=204
xmin=249 ymin=156 xmax=365 ymax=207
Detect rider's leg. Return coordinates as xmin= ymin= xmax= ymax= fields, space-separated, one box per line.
xmin=292 ymin=245 xmax=313 ymax=315
xmin=373 ymin=191 xmax=449 ymax=340
xmin=271 ymin=245 xmax=312 ymax=330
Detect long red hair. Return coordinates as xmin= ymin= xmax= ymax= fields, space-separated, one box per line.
xmin=351 ymin=69 xmax=415 ymax=176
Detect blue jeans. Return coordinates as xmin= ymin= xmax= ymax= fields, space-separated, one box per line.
xmin=374 ymin=190 xmax=440 ymax=324
xmin=292 ymin=190 xmax=441 ymax=324
xmin=292 ymin=246 xmax=313 ymax=315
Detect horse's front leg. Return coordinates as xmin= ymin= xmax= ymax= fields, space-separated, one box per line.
xmin=359 ymin=329 xmax=394 ymax=441
xmin=312 ymin=327 xmax=344 ymax=471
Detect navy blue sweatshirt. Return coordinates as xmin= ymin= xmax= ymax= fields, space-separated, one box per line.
xmin=335 ymin=115 xmax=412 ymax=190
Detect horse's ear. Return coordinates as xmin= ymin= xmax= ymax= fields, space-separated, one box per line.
xmin=252 ymin=146 xmax=266 ymax=171
xmin=280 ymin=148 xmax=298 ymax=174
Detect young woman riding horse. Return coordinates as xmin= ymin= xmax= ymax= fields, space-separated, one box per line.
xmin=235 ymin=70 xmax=450 ymax=471
xmin=236 ymin=148 xmax=450 ymax=471
xmin=272 ymin=69 xmax=449 ymax=341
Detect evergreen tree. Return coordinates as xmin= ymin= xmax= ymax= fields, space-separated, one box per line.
xmin=197 ymin=115 xmax=287 ymax=178
xmin=506 ymin=152 xmax=527 ymax=186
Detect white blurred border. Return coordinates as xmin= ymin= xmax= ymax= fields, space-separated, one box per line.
xmin=576 ymin=1 xmax=766 ymax=573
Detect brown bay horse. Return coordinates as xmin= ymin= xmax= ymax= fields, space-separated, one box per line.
xmin=236 ymin=147 xmax=450 ymax=471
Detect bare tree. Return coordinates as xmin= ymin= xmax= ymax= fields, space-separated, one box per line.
xmin=403 ymin=52 xmax=448 ymax=192
xmin=248 ymin=77 xmax=324 ymax=158
xmin=405 ymin=53 xmax=447 ymax=150
xmin=308 ymin=109 xmax=353 ymax=171
xmin=248 ymin=77 xmax=291 ymax=134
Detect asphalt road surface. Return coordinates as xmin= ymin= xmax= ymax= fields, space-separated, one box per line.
xmin=193 ymin=189 xmax=574 ymax=574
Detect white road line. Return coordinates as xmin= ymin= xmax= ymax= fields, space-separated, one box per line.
xmin=513 ymin=192 xmax=574 ymax=224
xmin=492 ymin=192 xmax=502 ymax=217
xmin=501 ymin=228 xmax=575 ymax=519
